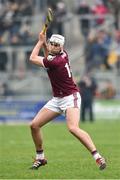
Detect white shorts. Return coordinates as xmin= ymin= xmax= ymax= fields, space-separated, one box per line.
xmin=44 ymin=92 xmax=81 ymax=114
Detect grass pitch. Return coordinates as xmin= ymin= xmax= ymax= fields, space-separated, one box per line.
xmin=0 ymin=120 xmax=120 ymax=179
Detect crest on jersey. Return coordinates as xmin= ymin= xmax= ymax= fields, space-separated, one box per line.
xmin=47 ymin=55 xmax=55 ymax=61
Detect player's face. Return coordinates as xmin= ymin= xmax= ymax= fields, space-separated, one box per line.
xmin=48 ymin=42 xmax=62 ymax=54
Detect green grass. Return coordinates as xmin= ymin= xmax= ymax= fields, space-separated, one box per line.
xmin=0 ymin=120 xmax=120 ymax=179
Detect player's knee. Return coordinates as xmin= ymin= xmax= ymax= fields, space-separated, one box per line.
xmin=30 ymin=121 xmax=39 ymax=130
xmin=67 ymin=125 xmax=77 ymax=134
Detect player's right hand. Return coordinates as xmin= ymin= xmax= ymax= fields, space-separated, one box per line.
xmin=39 ymin=31 xmax=46 ymax=43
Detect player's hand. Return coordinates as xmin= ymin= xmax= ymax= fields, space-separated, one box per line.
xmin=39 ymin=31 xmax=46 ymax=43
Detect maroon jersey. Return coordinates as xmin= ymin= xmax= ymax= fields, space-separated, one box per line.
xmin=43 ymin=50 xmax=79 ymax=97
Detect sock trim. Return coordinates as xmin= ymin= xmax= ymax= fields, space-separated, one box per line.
xmin=36 ymin=149 xmax=43 ymax=154
xmin=91 ymin=150 xmax=97 ymax=155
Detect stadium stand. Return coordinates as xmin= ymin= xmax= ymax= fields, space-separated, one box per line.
xmin=0 ymin=0 xmax=120 ymax=100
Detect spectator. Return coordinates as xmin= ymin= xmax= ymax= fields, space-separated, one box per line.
xmin=18 ymin=0 xmax=33 ymax=16
xmin=78 ymin=74 xmax=97 ymax=122
xmin=0 ymin=82 xmax=14 ymax=96
xmin=84 ymin=30 xmax=104 ymax=72
xmin=107 ymin=0 xmax=120 ymax=29
xmin=19 ymin=20 xmax=35 ymax=45
xmin=114 ymin=30 xmax=120 ymax=75
xmin=4 ymin=1 xmax=22 ymax=39
xmin=91 ymin=0 xmax=109 ymax=26
xmin=100 ymin=80 xmax=116 ymax=99
xmin=47 ymin=0 xmax=67 ymax=38
xmin=97 ymin=30 xmax=112 ymax=70
xmin=76 ymin=0 xmax=91 ymax=39
xmin=10 ymin=34 xmax=21 ymax=45
xmin=0 ymin=51 xmax=8 ymax=71
xmin=0 ymin=0 xmax=34 ymax=45
xmin=84 ymin=29 xmax=113 ymax=73
xmin=84 ymin=30 xmax=96 ymax=72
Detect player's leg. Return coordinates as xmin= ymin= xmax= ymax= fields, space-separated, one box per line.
xmin=30 ymin=107 xmax=59 ymax=150
xmin=66 ymin=107 xmax=106 ymax=170
xmin=30 ymin=107 xmax=60 ymax=169
xmin=66 ymin=107 xmax=96 ymax=151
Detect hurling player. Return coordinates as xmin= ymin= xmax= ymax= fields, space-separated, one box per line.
xmin=29 ymin=32 xmax=106 ymax=170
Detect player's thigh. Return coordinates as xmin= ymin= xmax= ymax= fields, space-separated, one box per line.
xmin=66 ymin=107 xmax=80 ymax=128
xmin=31 ymin=108 xmax=60 ymax=127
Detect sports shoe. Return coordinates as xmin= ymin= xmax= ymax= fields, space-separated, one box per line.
xmin=30 ymin=158 xmax=47 ymax=170
xmin=96 ymin=157 xmax=106 ymax=170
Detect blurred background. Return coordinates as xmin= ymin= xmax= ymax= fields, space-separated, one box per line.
xmin=0 ymin=0 xmax=120 ymax=123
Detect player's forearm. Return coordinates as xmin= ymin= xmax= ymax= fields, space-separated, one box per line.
xmin=30 ymin=40 xmax=43 ymax=61
xmin=43 ymin=42 xmax=49 ymax=58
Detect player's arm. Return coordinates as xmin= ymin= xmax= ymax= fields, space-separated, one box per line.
xmin=43 ymin=41 xmax=49 ymax=58
xmin=29 ymin=32 xmax=46 ymax=67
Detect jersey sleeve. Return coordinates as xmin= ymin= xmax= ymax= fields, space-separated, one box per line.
xmin=43 ymin=57 xmax=55 ymax=69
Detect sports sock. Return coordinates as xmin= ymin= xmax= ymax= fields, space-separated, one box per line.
xmin=91 ymin=150 xmax=102 ymax=160
xmin=36 ymin=150 xmax=45 ymax=160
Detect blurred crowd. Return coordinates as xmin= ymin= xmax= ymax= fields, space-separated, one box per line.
xmin=0 ymin=0 xmax=68 ymax=45
xmin=0 ymin=0 xmax=120 ymax=46
xmin=45 ymin=0 xmax=67 ymax=38
xmin=0 ymin=0 xmax=34 ymax=46
xmin=84 ymin=29 xmax=120 ymax=75
xmin=74 ymin=0 xmax=120 ymax=75
xmin=0 ymin=0 xmax=120 ymax=98
xmin=75 ymin=0 xmax=109 ymax=39
xmin=75 ymin=0 xmax=120 ymax=32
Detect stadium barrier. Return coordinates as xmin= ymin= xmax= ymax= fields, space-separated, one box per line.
xmin=0 ymin=99 xmax=64 ymax=123
xmin=0 ymin=99 xmax=120 ymax=123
